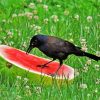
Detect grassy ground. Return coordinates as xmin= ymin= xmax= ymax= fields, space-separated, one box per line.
xmin=0 ymin=0 xmax=100 ymax=100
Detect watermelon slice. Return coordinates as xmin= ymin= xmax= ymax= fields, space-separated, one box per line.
xmin=0 ymin=45 xmax=74 ymax=81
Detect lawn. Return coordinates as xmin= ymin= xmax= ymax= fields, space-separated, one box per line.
xmin=0 ymin=0 xmax=100 ymax=100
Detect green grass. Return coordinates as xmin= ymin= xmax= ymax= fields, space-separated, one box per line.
xmin=0 ymin=0 xmax=100 ymax=99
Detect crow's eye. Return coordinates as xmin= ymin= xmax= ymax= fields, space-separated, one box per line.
xmin=31 ymin=43 xmax=34 ymax=46
xmin=34 ymin=39 xmax=37 ymax=42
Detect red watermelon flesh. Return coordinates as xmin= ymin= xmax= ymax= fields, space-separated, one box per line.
xmin=0 ymin=45 xmax=74 ymax=80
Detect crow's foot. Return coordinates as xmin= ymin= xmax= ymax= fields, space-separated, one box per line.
xmin=37 ymin=65 xmax=49 ymax=68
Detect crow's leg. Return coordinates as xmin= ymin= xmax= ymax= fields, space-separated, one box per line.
xmin=55 ymin=60 xmax=63 ymax=74
xmin=50 ymin=60 xmax=63 ymax=76
xmin=37 ymin=58 xmax=56 ymax=68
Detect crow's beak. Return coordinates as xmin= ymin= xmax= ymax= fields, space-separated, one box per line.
xmin=26 ymin=46 xmax=33 ymax=54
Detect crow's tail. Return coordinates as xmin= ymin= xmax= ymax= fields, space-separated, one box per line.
xmin=83 ymin=52 xmax=100 ymax=61
xmin=74 ymin=47 xmax=100 ymax=61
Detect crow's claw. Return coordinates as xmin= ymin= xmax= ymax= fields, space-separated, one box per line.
xmin=49 ymin=73 xmax=57 ymax=77
xmin=37 ymin=65 xmax=49 ymax=68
